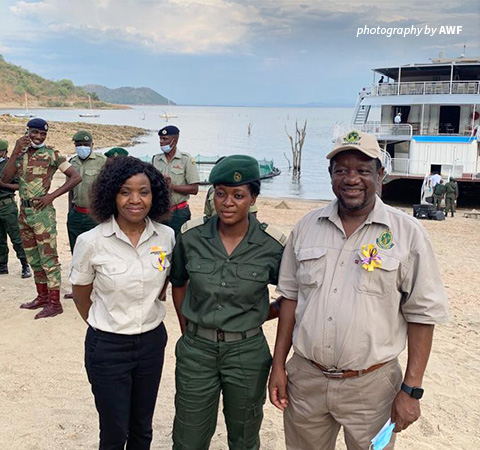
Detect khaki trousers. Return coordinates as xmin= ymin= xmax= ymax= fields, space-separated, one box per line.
xmin=284 ymin=353 xmax=402 ymax=450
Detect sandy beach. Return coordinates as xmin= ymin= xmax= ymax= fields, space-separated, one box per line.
xmin=0 ymin=170 xmax=479 ymax=449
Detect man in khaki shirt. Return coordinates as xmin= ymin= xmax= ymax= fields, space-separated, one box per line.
xmin=268 ymin=130 xmax=449 ymax=450
xmin=152 ymin=125 xmax=200 ymax=235
xmin=65 ymin=130 xmax=106 ymax=298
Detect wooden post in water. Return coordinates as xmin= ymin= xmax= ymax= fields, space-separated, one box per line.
xmin=285 ymin=120 xmax=307 ymax=178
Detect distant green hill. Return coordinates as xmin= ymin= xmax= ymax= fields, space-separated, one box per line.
xmin=0 ymin=54 xmax=114 ymax=108
xmin=83 ymin=84 xmax=175 ymax=105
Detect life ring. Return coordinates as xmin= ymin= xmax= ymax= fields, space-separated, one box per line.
xmin=472 ymin=111 xmax=480 ymax=121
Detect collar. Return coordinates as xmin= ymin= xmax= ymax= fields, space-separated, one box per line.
xmin=318 ymin=195 xmax=391 ymax=228
xmin=101 ymin=216 xmax=157 ymax=244
xmin=158 ymin=148 xmax=181 ymax=162
xmin=200 ymin=214 xmax=264 ymax=245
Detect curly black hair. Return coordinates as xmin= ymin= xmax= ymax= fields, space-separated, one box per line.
xmin=90 ymin=156 xmax=171 ymax=223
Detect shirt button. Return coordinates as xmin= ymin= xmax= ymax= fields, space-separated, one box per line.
xmin=252 ymin=272 xmax=257 ymax=277
xmin=340 ymin=261 xmax=344 ymax=266
xmin=217 ymin=304 xmax=223 ymax=310
xmin=333 ymin=288 xmax=337 ymax=293
xmin=326 ymin=345 xmax=331 ymax=349
xmin=196 ymin=265 xmax=201 ymax=269
xmin=328 ymin=317 xmax=333 ymax=321
xmin=225 ymin=259 xmax=230 ymax=263
xmin=221 ymin=282 xmax=226 ymax=287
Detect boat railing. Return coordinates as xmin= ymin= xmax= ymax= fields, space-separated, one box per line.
xmin=389 ymin=158 xmax=480 ymax=179
xmin=371 ymin=80 xmax=480 ymax=96
xmin=359 ymin=123 xmax=413 ymax=138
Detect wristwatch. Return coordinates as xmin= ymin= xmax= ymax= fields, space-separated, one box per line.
xmin=401 ymin=382 xmax=424 ymax=399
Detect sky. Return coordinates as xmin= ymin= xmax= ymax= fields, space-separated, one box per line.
xmin=0 ymin=0 xmax=478 ymax=106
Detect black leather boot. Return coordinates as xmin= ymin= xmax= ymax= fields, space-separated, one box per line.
xmin=0 ymin=263 xmax=8 ymax=275
xmin=20 ymin=258 xmax=32 ymax=278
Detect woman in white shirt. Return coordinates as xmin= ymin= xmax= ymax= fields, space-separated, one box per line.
xmin=70 ymin=156 xmax=174 ymax=450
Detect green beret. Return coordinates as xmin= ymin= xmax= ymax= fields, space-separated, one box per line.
xmin=209 ymin=155 xmax=260 ymax=186
xmin=105 ymin=147 xmax=129 ymax=158
xmin=0 ymin=139 xmax=8 ymax=152
xmin=72 ymin=130 xmax=93 ymax=143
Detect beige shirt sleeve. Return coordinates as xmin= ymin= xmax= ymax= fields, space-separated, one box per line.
xmin=69 ymin=234 xmax=95 ymax=286
xmin=399 ymin=229 xmax=449 ymax=324
xmin=276 ymin=232 xmax=300 ymax=301
xmin=183 ymin=154 xmax=200 ymax=185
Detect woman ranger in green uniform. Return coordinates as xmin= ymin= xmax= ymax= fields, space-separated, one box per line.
xmin=170 ymin=155 xmax=286 ymax=450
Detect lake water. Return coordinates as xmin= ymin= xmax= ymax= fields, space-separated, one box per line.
xmin=2 ymin=105 xmax=353 ymax=200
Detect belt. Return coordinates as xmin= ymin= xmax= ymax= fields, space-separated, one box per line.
xmin=21 ymin=199 xmax=35 ymax=208
xmin=309 ymin=360 xmax=388 ymax=379
xmin=74 ymin=205 xmax=91 ymax=214
xmin=171 ymin=201 xmax=188 ymax=212
xmin=0 ymin=197 xmax=14 ymax=207
xmin=186 ymin=322 xmax=261 ymax=343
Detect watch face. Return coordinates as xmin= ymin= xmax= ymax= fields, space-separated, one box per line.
xmin=411 ymin=387 xmax=424 ymax=400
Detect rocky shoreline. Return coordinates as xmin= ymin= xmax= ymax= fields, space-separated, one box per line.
xmin=0 ymin=114 xmax=149 ymax=154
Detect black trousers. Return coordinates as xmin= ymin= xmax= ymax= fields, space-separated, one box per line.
xmin=85 ymin=323 xmax=167 ymax=450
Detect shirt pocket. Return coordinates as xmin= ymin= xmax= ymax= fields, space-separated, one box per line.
xmin=170 ymin=167 xmax=184 ymax=182
xmin=296 ymin=247 xmax=327 ymax=288
xmin=186 ymin=258 xmax=215 ymax=299
xmin=237 ymin=264 xmax=269 ymax=283
xmin=95 ymin=260 xmax=128 ymax=292
xmin=31 ymin=157 xmax=51 ymax=175
xmin=354 ymin=251 xmax=399 ymax=297
xmin=83 ymin=169 xmax=101 ymax=182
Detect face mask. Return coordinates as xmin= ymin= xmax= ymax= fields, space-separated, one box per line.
xmin=76 ymin=146 xmax=91 ymax=160
xmin=161 ymin=144 xmax=172 ymax=154
xmin=30 ymin=142 xmax=45 ymax=149
xmin=369 ymin=419 xmax=395 ymax=450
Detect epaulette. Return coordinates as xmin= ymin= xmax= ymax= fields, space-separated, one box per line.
xmin=261 ymin=223 xmax=288 ymax=247
xmin=181 ymin=216 xmax=206 ymax=234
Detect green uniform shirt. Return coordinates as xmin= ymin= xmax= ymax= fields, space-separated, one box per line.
xmin=170 ymin=215 xmax=284 ymax=332
xmin=15 ymin=146 xmax=70 ymax=200
xmin=433 ymin=183 xmax=446 ymax=195
xmin=0 ymin=158 xmax=19 ymax=200
xmin=152 ymin=150 xmax=200 ymax=206
xmin=69 ymin=152 xmax=107 ymax=207
xmin=203 ymin=186 xmax=259 ymax=218
xmin=445 ymin=181 xmax=459 ymax=198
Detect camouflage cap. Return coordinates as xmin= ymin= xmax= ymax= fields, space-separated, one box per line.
xmin=0 ymin=139 xmax=8 ymax=152
xmin=209 ymin=155 xmax=260 ymax=186
xmin=72 ymin=130 xmax=93 ymax=143
xmin=105 ymin=147 xmax=129 ymax=158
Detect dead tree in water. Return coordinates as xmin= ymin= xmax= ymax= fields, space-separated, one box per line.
xmin=285 ymin=120 xmax=307 ymax=178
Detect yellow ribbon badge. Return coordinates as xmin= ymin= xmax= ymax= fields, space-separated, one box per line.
xmin=361 ymin=244 xmax=382 ymax=272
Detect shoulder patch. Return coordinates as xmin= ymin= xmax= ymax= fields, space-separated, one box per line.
xmin=181 ymin=216 xmax=206 ymax=234
xmin=262 ymin=223 xmax=287 ymax=247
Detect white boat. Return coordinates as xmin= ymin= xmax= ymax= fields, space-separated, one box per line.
xmin=338 ymin=54 xmax=480 ymax=203
xmin=159 ymin=99 xmax=177 ymax=121
xmin=14 ymin=93 xmax=36 ymax=118
xmin=79 ymin=95 xmax=100 ymax=118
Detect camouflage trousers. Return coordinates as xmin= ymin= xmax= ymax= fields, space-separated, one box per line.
xmin=19 ymin=204 xmax=61 ymax=289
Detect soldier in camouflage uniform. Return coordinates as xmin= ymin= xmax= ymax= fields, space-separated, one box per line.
xmin=1 ymin=118 xmax=81 ymax=319
xmin=0 ymin=139 xmax=31 ymax=278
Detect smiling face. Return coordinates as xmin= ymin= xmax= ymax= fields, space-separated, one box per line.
xmin=214 ymin=184 xmax=255 ymax=226
xmin=115 ymin=173 xmax=152 ymax=226
xmin=329 ymin=151 xmax=383 ymax=215
xmin=28 ymin=129 xmax=47 ymax=147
